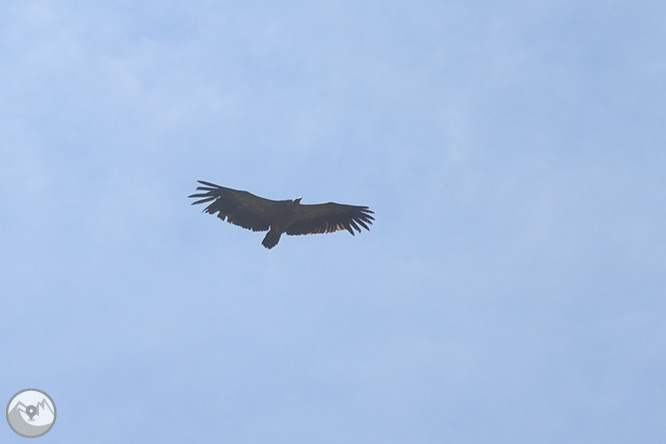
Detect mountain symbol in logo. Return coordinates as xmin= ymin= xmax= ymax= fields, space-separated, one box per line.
xmin=12 ymin=398 xmax=55 ymax=421
xmin=7 ymin=397 xmax=56 ymax=436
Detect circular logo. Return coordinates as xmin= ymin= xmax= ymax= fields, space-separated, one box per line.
xmin=6 ymin=389 xmax=56 ymax=438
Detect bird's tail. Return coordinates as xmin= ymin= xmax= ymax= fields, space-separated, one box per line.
xmin=262 ymin=230 xmax=281 ymax=249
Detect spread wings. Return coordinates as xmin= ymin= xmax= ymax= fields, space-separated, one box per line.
xmin=189 ymin=180 xmax=375 ymax=237
xmin=286 ymin=203 xmax=374 ymax=236
xmin=188 ymin=180 xmax=283 ymax=232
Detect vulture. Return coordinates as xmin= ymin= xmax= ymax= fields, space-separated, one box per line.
xmin=188 ymin=181 xmax=374 ymax=249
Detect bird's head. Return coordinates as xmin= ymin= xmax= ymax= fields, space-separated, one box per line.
xmin=292 ymin=197 xmax=303 ymax=205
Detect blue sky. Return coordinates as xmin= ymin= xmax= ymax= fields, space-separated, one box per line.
xmin=1 ymin=1 xmax=665 ymax=442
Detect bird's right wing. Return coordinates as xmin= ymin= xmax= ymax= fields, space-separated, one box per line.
xmin=286 ymin=202 xmax=374 ymax=236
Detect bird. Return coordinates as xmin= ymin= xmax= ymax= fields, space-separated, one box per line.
xmin=188 ymin=180 xmax=374 ymax=249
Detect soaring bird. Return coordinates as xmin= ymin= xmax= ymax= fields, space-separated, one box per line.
xmin=189 ymin=181 xmax=374 ymax=249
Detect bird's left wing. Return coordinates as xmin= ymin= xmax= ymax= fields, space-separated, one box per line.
xmin=188 ymin=181 xmax=281 ymax=232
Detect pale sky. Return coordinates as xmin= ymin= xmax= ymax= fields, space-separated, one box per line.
xmin=2 ymin=1 xmax=665 ymax=443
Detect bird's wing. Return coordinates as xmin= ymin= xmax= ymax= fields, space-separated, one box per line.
xmin=286 ymin=202 xmax=374 ymax=236
xmin=188 ymin=181 xmax=283 ymax=232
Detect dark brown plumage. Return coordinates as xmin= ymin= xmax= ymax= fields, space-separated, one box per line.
xmin=188 ymin=181 xmax=374 ymax=249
